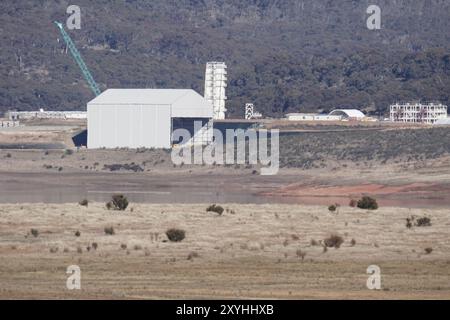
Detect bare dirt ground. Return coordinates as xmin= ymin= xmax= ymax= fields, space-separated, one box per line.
xmin=0 ymin=119 xmax=84 ymax=147
xmin=0 ymin=203 xmax=449 ymax=299
xmin=2 ymin=148 xmax=450 ymax=207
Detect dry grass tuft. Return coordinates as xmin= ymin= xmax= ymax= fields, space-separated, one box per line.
xmin=324 ymin=234 xmax=344 ymax=249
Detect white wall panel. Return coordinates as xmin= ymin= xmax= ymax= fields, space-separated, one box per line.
xmin=100 ymin=105 xmax=117 ymax=148
xmin=88 ymin=103 xmax=171 ymax=149
xmin=116 ymin=106 xmax=131 ymax=147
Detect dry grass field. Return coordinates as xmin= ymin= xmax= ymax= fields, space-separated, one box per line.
xmin=0 ymin=203 xmax=449 ymax=299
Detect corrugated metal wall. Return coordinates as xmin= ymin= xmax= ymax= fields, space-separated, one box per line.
xmin=88 ymin=104 xmax=171 ymax=149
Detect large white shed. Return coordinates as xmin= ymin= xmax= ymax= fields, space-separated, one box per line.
xmin=329 ymin=109 xmax=366 ymax=120
xmin=87 ymin=89 xmax=213 ymax=149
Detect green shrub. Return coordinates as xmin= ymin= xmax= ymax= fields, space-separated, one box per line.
xmin=416 ymin=216 xmax=432 ymax=227
xmin=328 ymin=204 xmax=338 ymax=212
xmin=106 ymin=194 xmax=129 ymax=211
xmin=357 ymin=196 xmax=378 ymax=210
xmin=406 ymin=215 xmax=432 ymax=228
xmin=30 ymin=228 xmax=39 ymax=237
xmin=206 ymin=204 xmax=224 ymax=215
xmin=104 ymin=227 xmax=115 ymax=235
xmin=166 ymin=228 xmax=186 ymax=242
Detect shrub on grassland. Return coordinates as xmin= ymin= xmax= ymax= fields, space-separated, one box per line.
xmin=328 ymin=204 xmax=339 ymax=212
xmin=357 ymin=196 xmax=378 ymax=210
xmin=106 ymin=194 xmax=129 ymax=211
xmin=206 ymin=204 xmax=224 ymax=215
xmin=30 ymin=229 xmax=39 ymax=237
xmin=406 ymin=215 xmax=432 ymax=228
xmin=166 ymin=229 xmax=185 ymax=242
xmin=324 ymin=234 xmax=344 ymax=249
xmin=104 ymin=227 xmax=115 ymax=235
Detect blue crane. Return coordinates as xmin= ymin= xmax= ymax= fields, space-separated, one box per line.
xmin=54 ymin=21 xmax=102 ymax=97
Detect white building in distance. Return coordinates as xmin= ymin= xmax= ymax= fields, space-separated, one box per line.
xmin=329 ymin=109 xmax=366 ymax=120
xmin=7 ymin=110 xmax=86 ymax=120
xmin=204 ymin=62 xmax=227 ymax=120
xmin=286 ymin=113 xmax=343 ymax=121
xmin=390 ymin=103 xmax=448 ymax=124
xmin=286 ymin=109 xmax=367 ymax=122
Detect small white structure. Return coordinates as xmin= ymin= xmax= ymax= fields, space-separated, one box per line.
xmin=245 ymin=103 xmax=254 ymax=120
xmin=252 ymin=112 xmax=263 ymax=119
xmin=245 ymin=103 xmax=263 ymax=120
xmin=286 ymin=113 xmax=315 ymax=121
xmin=286 ymin=113 xmax=342 ymax=121
xmin=0 ymin=120 xmax=20 ymax=128
xmin=329 ymin=109 xmax=366 ymax=120
xmin=434 ymin=118 xmax=450 ymax=125
xmin=204 ymin=62 xmax=227 ymax=120
xmin=390 ymin=103 xmax=448 ymax=124
xmin=87 ymin=89 xmax=213 ymax=149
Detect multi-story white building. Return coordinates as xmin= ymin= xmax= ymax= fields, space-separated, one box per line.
xmin=204 ymin=62 xmax=227 ymax=120
xmin=390 ymin=103 xmax=448 ymax=124
xmin=7 ymin=109 xmax=87 ymax=120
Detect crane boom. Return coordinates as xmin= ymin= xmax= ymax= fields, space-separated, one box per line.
xmin=55 ymin=21 xmax=101 ymax=97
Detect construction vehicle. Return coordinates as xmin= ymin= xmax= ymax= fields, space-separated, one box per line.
xmin=54 ymin=21 xmax=101 ymax=97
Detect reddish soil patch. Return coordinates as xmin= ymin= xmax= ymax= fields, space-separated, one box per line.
xmin=271 ymin=183 xmax=432 ymax=197
xmin=262 ymin=182 xmax=450 ymax=208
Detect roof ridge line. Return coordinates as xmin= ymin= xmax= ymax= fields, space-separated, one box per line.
xmin=171 ymin=90 xmax=192 ymax=104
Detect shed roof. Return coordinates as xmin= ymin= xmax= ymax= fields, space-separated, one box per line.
xmin=329 ymin=109 xmax=365 ymax=118
xmin=88 ymin=89 xmax=213 ymax=118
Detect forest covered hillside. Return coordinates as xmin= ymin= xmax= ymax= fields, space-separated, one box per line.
xmin=1 ymin=0 xmax=450 ymax=117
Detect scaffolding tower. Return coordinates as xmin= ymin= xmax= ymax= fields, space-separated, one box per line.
xmin=390 ymin=103 xmax=448 ymax=124
xmin=245 ymin=103 xmax=254 ymax=120
xmin=204 ymin=62 xmax=227 ymax=120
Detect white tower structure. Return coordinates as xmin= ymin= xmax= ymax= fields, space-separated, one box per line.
xmin=245 ymin=103 xmax=254 ymax=120
xmin=204 ymin=62 xmax=227 ymax=120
